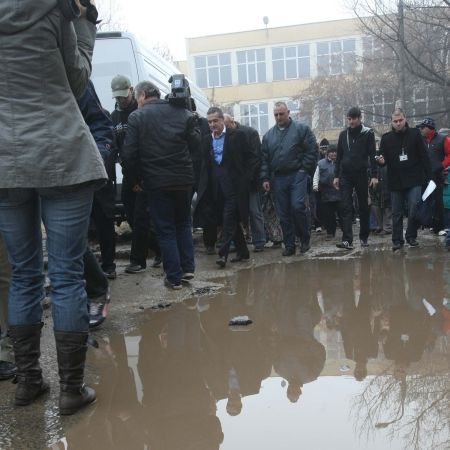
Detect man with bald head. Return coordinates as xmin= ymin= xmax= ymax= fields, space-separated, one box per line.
xmin=260 ymin=102 xmax=318 ymax=255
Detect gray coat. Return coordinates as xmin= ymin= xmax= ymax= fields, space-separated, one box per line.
xmin=0 ymin=0 xmax=106 ymax=188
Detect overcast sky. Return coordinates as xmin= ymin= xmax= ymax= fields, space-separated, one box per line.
xmin=108 ymin=0 xmax=356 ymax=60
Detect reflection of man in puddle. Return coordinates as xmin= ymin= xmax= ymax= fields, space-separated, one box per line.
xmin=273 ymin=267 xmax=325 ymax=402
xmin=338 ymin=258 xmax=379 ymax=381
xmin=383 ymin=259 xmax=436 ymax=381
xmin=200 ymin=270 xmax=274 ymax=415
xmin=138 ymin=303 xmax=224 ymax=450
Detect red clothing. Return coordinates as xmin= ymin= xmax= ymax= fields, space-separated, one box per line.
xmin=424 ymin=131 xmax=450 ymax=168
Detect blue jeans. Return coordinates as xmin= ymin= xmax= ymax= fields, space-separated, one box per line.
xmin=248 ymin=190 xmax=266 ymax=248
xmin=148 ymin=189 xmax=195 ymax=283
xmin=273 ymin=170 xmax=311 ymax=250
xmin=390 ymin=185 xmax=422 ymax=244
xmin=0 ymin=186 xmax=94 ymax=331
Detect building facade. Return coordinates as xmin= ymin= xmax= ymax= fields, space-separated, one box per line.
xmin=180 ymin=17 xmax=445 ymax=141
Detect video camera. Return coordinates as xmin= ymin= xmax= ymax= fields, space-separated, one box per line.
xmin=166 ymin=74 xmax=196 ymax=112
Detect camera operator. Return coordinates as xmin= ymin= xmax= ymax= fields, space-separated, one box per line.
xmin=122 ymin=81 xmax=201 ymax=290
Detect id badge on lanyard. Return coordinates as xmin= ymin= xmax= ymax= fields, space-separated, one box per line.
xmin=399 ymin=133 xmax=408 ymax=162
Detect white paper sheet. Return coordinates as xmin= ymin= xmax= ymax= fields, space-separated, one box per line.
xmin=422 ymin=180 xmax=437 ymax=201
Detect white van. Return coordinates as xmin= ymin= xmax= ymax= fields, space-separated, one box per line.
xmin=91 ymin=31 xmax=210 ymax=116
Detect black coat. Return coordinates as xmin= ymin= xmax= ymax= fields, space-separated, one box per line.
xmin=379 ymin=124 xmax=431 ymax=191
xmin=194 ymin=127 xmax=260 ymax=228
xmin=235 ymin=122 xmax=262 ymax=191
xmin=335 ymin=124 xmax=377 ymax=178
xmin=122 ymin=99 xmax=201 ymax=190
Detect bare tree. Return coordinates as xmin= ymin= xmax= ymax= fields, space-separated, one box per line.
xmin=348 ymin=0 xmax=450 ymax=123
xmin=152 ymin=42 xmax=175 ymax=63
xmin=352 ymin=363 xmax=450 ymax=450
xmin=95 ymin=0 xmax=128 ymax=32
xmin=298 ymin=71 xmax=396 ymax=136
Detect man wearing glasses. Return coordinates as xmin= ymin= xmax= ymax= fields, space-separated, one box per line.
xmin=260 ymin=101 xmax=317 ymax=256
xmin=333 ymin=107 xmax=378 ymax=250
xmin=377 ymin=109 xmax=431 ymax=251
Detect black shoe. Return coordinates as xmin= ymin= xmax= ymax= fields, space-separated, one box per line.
xmin=181 ymin=272 xmax=195 ymax=282
xmin=253 ymin=246 xmax=264 ymax=253
xmin=407 ymin=239 xmax=419 ymax=247
xmin=125 ymin=263 xmax=146 ymax=274
xmin=205 ymin=246 xmax=216 ymax=255
xmin=336 ymin=241 xmax=353 ymax=250
xmin=282 ymin=248 xmax=295 ymax=256
xmin=230 ymin=254 xmax=250 ymax=263
xmin=9 ymin=323 xmax=50 ymax=406
xmin=164 ymin=277 xmax=182 ymax=290
xmin=392 ymin=242 xmax=404 ymax=251
xmin=103 ymin=268 xmax=117 ymax=280
xmin=300 ymin=241 xmax=311 ymax=253
xmin=360 ymin=239 xmax=369 ymax=247
xmin=152 ymin=255 xmax=162 ymax=268
xmin=216 ymin=256 xmax=226 ymax=268
xmin=0 ymin=360 xmax=17 ymax=381
xmin=54 ymin=331 xmax=96 ymax=415
xmin=89 ymin=289 xmax=110 ymax=330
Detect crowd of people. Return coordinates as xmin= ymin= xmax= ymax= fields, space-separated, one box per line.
xmin=0 ymin=0 xmax=449 ymax=418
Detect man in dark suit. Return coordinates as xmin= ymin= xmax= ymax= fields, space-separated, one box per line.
xmin=195 ymin=107 xmax=260 ymax=268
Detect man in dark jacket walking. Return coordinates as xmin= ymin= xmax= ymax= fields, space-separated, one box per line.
xmin=195 ymin=107 xmax=260 ymax=268
xmin=333 ymin=107 xmax=378 ymax=250
xmin=110 ymin=75 xmax=161 ymax=273
xmin=378 ymin=109 xmax=432 ymax=251
xmin=122 ymin=81 xmax=201 ymax=289
xmin=260 ymin=101 xmax=317 ymax=255
xmin=223 ymin=114 xmax=265 ymax=252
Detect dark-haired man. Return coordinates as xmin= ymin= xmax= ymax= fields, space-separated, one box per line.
xmin=378 ymin=109 xmax=432 ymax=251
xmin=333 ymin=106 xmax=378 ymax=250
xmin=195 ymin=107 xmax=260 ymax=268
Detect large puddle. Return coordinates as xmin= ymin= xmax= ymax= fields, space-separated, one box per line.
xmin=3 ymin=252 xmax=450 ymax=449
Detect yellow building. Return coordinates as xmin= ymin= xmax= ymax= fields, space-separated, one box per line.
xmin=179 ymin=17 xmax=443 ymax=141
xmin=178 ymin=18 xmax=366 ymax=141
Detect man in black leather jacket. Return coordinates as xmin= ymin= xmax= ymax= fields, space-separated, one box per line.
xmin=122 ymin=81 xmax=201 ymax=289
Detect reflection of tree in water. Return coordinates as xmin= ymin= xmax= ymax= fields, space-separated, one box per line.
xmin=352 ymin=365 xmax=449 ymax=450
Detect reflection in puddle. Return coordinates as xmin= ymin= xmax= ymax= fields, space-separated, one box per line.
xmin=3 ymin=253 xmax=450 ymax=449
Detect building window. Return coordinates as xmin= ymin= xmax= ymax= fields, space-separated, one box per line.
xmin=317 ymin=104 xmax=346 ymax=129
xmin=317 ymin=39 xmax=356 ymax=76
xmin=286 ymin=100 xmax=312 ymax=128
xmin=362 ymin=36 xmax=394 ymax=64
xmin=272 ymin=44 xmax=310 ymax=81
xmin=409 ymin=86 xmax=444 ymax=120
xmin=237 ymin=49 xmax=266 ymax=84
xmin=194 ymin=53 xmax=232 ymax=88
xmin=240 ymin=103 xmax=269 ymax=135
xmin=361 ymin=90 xmax=395 ymax=125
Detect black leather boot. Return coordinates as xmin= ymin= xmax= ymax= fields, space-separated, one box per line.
xmin=9 ymin=323 xmax=49 ymax=406
xmin=54 ymin=330 xmax=96 ymax=415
